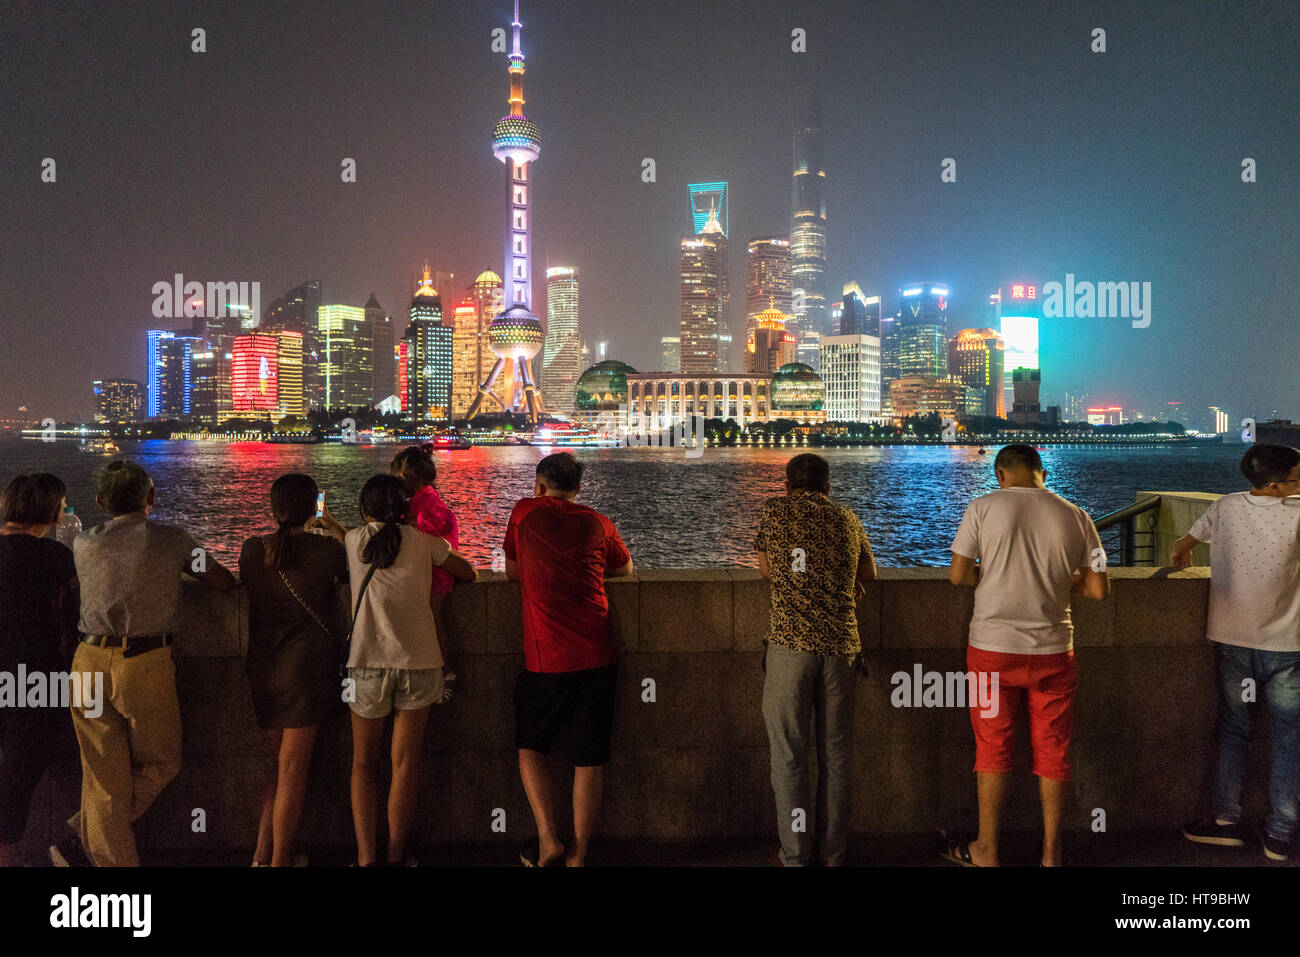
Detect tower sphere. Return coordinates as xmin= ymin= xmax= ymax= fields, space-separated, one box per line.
xmin=488 ymin=304 xmax=543 ymax=360
xmin=492 ymin=115 xmax=542 ymax=165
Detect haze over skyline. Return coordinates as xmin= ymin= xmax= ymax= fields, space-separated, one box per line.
xmin=2 ymin=0 xmax=1297 ymax=422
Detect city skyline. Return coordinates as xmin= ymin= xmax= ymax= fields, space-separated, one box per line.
xmin=2 ymin=1 xmax=1297 ymax=423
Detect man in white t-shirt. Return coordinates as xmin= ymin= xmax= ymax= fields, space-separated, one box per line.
xmin=939 ymin=444 xmax=1109 ymax=868
xmin=1173 ymin=444 xmax=1300 ymax=862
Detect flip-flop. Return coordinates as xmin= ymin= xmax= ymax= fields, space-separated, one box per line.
xmin=936 ymin=831 xmax=978 ymax=867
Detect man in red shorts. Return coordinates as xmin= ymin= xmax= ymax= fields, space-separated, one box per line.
xmin=941 ymin=444 xmax=1109 ymax=867
xmin=504 ymin=452 xmax=633 ymax=867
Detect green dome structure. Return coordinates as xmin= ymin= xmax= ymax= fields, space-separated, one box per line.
xmin=575 ymin=360 xmax=638 ymax=412
xmin=770 ymin=363 xmax=825 ymax=412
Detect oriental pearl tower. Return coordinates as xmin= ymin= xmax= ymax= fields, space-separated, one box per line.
xmin=466 ymin=0 xmax=544 ymax=424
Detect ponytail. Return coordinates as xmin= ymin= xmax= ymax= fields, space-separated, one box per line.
xmin=264 ymin=473 xmax=319 ymax=569
xmin=264 ymin=520 xmax=297 ymax=569
xmin=357 ymin=474 xmax=410 ymax=570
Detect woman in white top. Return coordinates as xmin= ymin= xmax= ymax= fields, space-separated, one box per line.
xmin=344 ymin=474 xmax=475 ymax=867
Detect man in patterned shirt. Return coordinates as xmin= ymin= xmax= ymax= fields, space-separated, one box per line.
xmin=754 ymin=453 xmax=876 ymax=866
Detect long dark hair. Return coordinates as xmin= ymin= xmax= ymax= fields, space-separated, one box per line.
xmin=390 ymin=445 xmax=437 ymax=494
xmin=358 ymin=474 xmax=408 ymax=569
xmin=265 ymin=473 xmax=319 ymax=569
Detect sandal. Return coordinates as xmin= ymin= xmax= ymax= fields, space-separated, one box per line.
xmin=936 ymin=831 xmax=979 ymax=867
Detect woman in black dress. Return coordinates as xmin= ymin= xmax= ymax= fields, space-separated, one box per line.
xmin=240 ymin=473 xmax=347 ymax=866
xmin=0 ymin=473 xmax=79 ymax=866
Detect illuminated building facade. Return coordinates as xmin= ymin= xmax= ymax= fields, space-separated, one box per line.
xmin=189 ymin=351 xmax=225 ymax=424
xmin=146 ymin=330 xmax=199 ymax=418
xmin=277 ymin=331 xmax=304 ymax=418
xmin=231 ymin=333 xmax=280 ymax=414
xmin=748 ymin=307 xmax=797 ymax=374
xmin=897 ymin=284 xmax=950 ymax=378
xmin=467 ymin=0 xmax=545 ymax=423
xmin=697 ymin=203 xmax=730 ymax=368
xmin=660 ymin=336 xmax=680 ymax=373
xmin=948 ymin=328 xmax=1006 ymax=419
xmin=541 ymin=267 xmax=581 ymax=416
xmin=262 ymin=281 xmax=322 ymax=408
xmin=999 ymin=282 xmax=1040 ymax=412
xmin=404 ymin=272 xmax=453 ymax=420
xmin=745 ymin=237 xmax=793 ymax=365
xmin=622 ymin=371 xmax=825 ymax=429
xmin=889 ymin=376 xmax=985 ymax=422
xmin=790 ymin=86 xmax=829 ymax=341
xmin=833 ymin=284 xmax=880 ymax=338
xmin=679 ymin=234 xmax=722 ymax=374
xmin=92 ymin=379 xmax=143 ymax=423
xmin=450 ymin=298 xmax=481 ymax=416
xmin=467 ymin=271 xmax=512 ymax=413
xmin=317 ymin=304 xmax=372 ymax=409
xmin=688 ymin=182 xmax=728 ymax=237
xmin=820 ymin=335 xmax=882 ymax=422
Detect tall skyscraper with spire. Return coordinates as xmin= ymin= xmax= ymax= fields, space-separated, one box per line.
xmin=790 ymin=86 xmax=829 ymax=346
xmin=467 ymin=0 xmax=545 ymax=423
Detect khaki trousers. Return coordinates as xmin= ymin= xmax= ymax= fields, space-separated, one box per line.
xmin=67 ymin=641 xmax=182 ymax=866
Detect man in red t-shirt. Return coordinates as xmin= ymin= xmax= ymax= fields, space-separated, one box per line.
xmin=503 ymin=452 xmax=633 ymax=867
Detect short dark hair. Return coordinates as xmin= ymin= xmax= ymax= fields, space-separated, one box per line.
xmin=993 ymin=443 xmax=1043 ymax=474
xmin=536 ymin=452 xmax=584 ymax=492
xmin=1 ymin=472 xmax=66 ymax=525
xmin=96 ymin=460 xmax=152 ymax=515
xmin=786 ymin=453 xmax=829 ymax=491
xmin=1241 ymin=444 xmax=1300 ymax=488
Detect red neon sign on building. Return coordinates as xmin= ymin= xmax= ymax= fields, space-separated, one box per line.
xmin=232 ymin=334 xmax=279 ymax=412
xmin=398 ymin=340 xmax=409 ymax=413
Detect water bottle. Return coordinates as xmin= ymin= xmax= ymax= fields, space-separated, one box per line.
xmin=57 ymin=506 xmax=82 ymax=548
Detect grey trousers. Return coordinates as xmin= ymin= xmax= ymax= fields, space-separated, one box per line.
xmin=761 ymin=641 xmax=857 ymax=866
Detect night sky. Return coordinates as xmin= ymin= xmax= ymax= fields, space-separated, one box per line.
xmin=2 ymin=0 xmax=1297 ymax=422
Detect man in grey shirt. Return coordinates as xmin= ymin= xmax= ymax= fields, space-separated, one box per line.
xmin=52 ymin=461 xmax=235 ymax=867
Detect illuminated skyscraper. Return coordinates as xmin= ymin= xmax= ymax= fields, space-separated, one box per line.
xmin=999 ymin=282 xmax=1040 ymax=412
xmin=660 ymin=336 xmax=680 ymax=373
xmin=948 ymin=328 xmax=1006 ymax=418
xmin=540 ymin=267 xmax=581 ymax=416
xmin=688 ymin=182 xmax=729 ymax=237
xmin=231 ymin=333 xmax=280 ymax=416
xmin=262 ymin=281 xmax=322 ymax=408
xmin=450 ymin=298 xmax=480 ymax=416
xmin=745 ymin=238 xmax=792 ymax=360
xmin=92 ymin=379 xmax=143 ymax=423
xmin=146 ymin=330 xmax=199 ymax=418
xmin=748 ymin=307 xmax=797 ymax=374
xmin=467 ymin=0 xmax=544 ymax=423
xmin=404 ymin=272 xmax=453 ymax=420
xmin=679 ymin=234 xmax=722 ymax=375
xmin=897 ymin=284 xmax=950 ymax=378
xmin=820 ymin=335 xmax=882 ymax=422
xmin=317 ymin=304 xmax=371 ymax=409
xmin=698 ymin=204 xmax=731 ymax=368
xmin=366 ymin=294 xmax=395 ymax=405
xmin=466 ymin=270 xmax=511 ymax=413
xmin=834 ymin=283 xmax=880 ymax=338
xmin=277 ymin=331 xmax=304 ymax=418
xmin=790 ymin=86 xmax=829 ymax=340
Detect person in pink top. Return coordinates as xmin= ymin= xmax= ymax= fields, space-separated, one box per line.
xmin=391 ymin=446 xmax=460 ymax=623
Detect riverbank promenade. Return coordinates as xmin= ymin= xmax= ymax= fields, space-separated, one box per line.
xmin=17 ymin=555 xmax=1289 ymax=866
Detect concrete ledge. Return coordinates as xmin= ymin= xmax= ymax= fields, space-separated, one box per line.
xmin=24 ymin=565 xmax=1258 ymax=859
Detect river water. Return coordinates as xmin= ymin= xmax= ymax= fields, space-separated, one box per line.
xmin=0 ymin=439 xmax=1247 ymax=567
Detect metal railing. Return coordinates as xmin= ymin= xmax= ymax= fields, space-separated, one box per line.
xmin=1093 ymin=495 xmax=1162 ymax=566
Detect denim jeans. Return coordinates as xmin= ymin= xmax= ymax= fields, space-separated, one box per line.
xmin=1211 ymin=643 xmax=1300 ymax=842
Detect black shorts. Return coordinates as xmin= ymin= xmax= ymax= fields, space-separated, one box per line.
xmin=514 ymin=665 xmax=617 ymax=767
